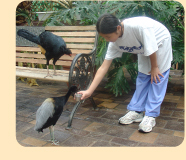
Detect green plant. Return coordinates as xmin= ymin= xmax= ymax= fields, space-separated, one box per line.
xmin=45 ymin=0 xmax=80 ymax=26
xmin=16 ymin=1 xmax=36 ymax=26
xmin=31 ymin=1 xmax=60 ymax=12
xmin=105 ymin=53 xmax=138 ymax=96
xmin=43 ymin=1 xmax=184 ymax=96
xmin=95 ymin=36 xmax=108 ymax=69
xmin=95 ymin=1 xmax=184 ymax=96
xmin=113 ymin=1 xmax=184 ymax=71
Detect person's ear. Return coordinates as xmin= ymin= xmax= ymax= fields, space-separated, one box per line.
xmin=116 ymin=25 xmax=121 ymax=33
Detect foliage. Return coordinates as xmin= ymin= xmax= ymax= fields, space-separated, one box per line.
xmin=31 ymin=1 xmax=60 ymax=12
xmin=95 ymin=36 xmax=108 ymax=69
xmin=24 ymin=0 xmax=184 ymax=96
xmin=113 ymin=1 xmax=184 ymax=70
xmin=76 ymin=1 xmax=184 ymax=96
xmin=105 ymin=53 xmax=138 ymax=96
xmin=45 ymin=0 xmax=80 ymax=26
xmin=16 ymin=1 xmax=36 ymax=26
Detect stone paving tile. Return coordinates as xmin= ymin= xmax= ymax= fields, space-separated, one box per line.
xmin=157 ymin=116 xmax=178 ymax=121
xmin=129 ymin=130 xmax=159 ymax=144
xmin=43 ymin=143 xmax=62 ymax=147
xmin=93 ymin=97 xmax=114 ymax=103
xmin=152 ymin=127 xmax=174 ymax=135
xmin=41 ymin=130 xmax=72 ymax=145
xmin=164 ymin=107 xmax=184 ymax=112
xmin=16 ymin=121 xmax=35 ymax=133
xmin=123 ymin=123 xmax=140 ymax=130
xmin=68 ymin=119 xmax=92 ymax=130
xmin=180 ymin=96 xmax=184 ymax=101
xmin=83 ymin=110 xmax=107 ymax=117
xmin=174 ymin=131 xmax=184 ymax=138
xmin=111 ymin=137 xmax=138 ymax=146
xmin=85 ymin=116 xmax=109 ymax=124
xmin=164 ymin=120 xmax=184 ymax=131
xmin=106 ymin=125 xmax=135 ymax=139
xmin=29 ymin=120 xmax=36 ymax=125
xmin=66 ymin=128 xmax=90 ymax=137
xmin=73 ymin=114 xmax=89 ymax=120
xmin=84 ymin=122 xmax=111 ymax=133
xmin=61 ymin=135 xmax=97 ymax=146
xmin=22 ymin=126 xmax=49 ymax=139
xmin=178 ymin=119 xmax=184 ymax=123
xmin=86 ymin=132 xmax=114 ymax=142
xmin=105 ymin=119 xmax=121 ymax=126
xmin=16 ymin=115 xmax=34 ymax=123
xmin=55 ymin=115 xmax=69 ymax=126
xmin=18 ymin=141 xmax=34 ymax=147
xmin=16 ymin=132 xmax=28 ymax=142
xmin=16 ymin=73 xmax=184 ymax=147
xmin=114 ymin=103 xmax=128 ymax=110
xmin=100 ymin=102 xmax=118 ymax=109
xmin=164 ymin=95 xmax=181 ymax=100
xmin=137 ymin=142 xmax=164 ymax=147
xmin=171 ymin=111 xmax=184 ymax=119
xmin=153 ymin=118 xmax=167 ymax=128
xmin=104 ymin=108 xmax=127 ymax=115
xmin=94 ymin=93 xmax=113 ymax=99
xmin=111 ymin=95 xmax=132 ymax=102
xmin=160 ymin=110 xmax=173 ymax=117
xmin=91 ymin=140 xmax=121 ymax=147
xmin=16 ymin=108 xmax=35 ymax=117
xmin=161 ymin=101 xmax=178 ymax=109
xmin=101 ymin=111 xmax=124 ymax=120
xmin=176 ymin=103 xmax=184 ymax=109
xmin=154 ymin=134 xmax=184 ymax=146
xmin=99 ymin=101 xmax=119 ymax=109
xmin=169 ymin=99 xmax=182 ymax=103
xmin=21 ymin=137 xmax=48 ymax=146
xmin=74 ymin=107 xmax=90 ymax=115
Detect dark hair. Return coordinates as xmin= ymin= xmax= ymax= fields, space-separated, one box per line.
xmin=96 ymin=13 xmax=121 ymax=34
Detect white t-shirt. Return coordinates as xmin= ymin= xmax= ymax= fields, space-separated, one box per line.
xmin=105 ymin=16 xmax=173 ymax=75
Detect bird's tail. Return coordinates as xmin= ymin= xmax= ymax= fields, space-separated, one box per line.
xmin=17 ymin=29 xmax=40 ymax=45
xmin=34 ymin=125 xmax=43 ymax=133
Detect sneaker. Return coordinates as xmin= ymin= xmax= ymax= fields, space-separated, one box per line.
xmin=119 ymin=111 xmax=144 ymax=125
xmin=138 ymin=116 xmax=156 ymax=133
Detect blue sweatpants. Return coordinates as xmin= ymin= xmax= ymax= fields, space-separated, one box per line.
xmin=127 ymin=69 xmax=170 ymax=117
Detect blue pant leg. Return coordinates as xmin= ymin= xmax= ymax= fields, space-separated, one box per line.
xmin=127 ymin=72 xmax=151 ymax=112
xmin=145 ymin=69 xmax=170 ymax=117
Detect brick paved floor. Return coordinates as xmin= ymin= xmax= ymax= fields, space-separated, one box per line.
xmin=16 ymin=70 xmax=184 ymax=147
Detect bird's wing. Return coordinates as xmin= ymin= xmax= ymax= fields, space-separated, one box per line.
xmin=34 ymin=98 xmax=54 ymax=130
xmin=38 ymin=45 xmax=46 ymax=55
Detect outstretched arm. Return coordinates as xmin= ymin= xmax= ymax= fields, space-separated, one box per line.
xmin=149 ymin=52 xmax=164 ymax=84
xmin=78 ymin=59 xmax=113 ymax=100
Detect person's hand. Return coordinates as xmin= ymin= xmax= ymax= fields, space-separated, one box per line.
xmin=75 ymin=90 xmax=92 ymax=100
xmin=149 ymin=67 xmax=164 ymax=84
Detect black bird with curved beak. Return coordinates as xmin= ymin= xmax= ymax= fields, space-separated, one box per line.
xmin=17 ymin=29 xmax=72 ymax=78
xmin=34 ymin=86 xmax=78 ymax=145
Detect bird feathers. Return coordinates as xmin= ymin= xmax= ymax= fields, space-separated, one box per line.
xmin=17 ymin=29 xmax=72 ymax=70
xmin=38 ymin=45 xmax=46 ymax=55
xmin=17 ymin=29 xmax=40 ymax=45
xmin=34 ymin=98 xmax=54 ymax=132
xmin=34 ymin=86 xmax=78 ymax=133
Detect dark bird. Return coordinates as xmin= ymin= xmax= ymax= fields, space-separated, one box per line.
xmin=17 ymin=29 xmax=72 ymax=78
xmin=34 ymin=86 xmax=78 ymax=145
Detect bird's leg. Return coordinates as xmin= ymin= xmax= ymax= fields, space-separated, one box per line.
xmin=49 ymin=126 xmax=53 ymax=141
xmin=44 ymin=65 xmax=53 ymax=78
xmin=53 ymin=64 xmax=57 ymax=76
xmin=48 ymin=126 xmax=59 ymax=145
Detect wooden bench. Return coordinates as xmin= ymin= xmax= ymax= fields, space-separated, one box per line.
xmin=16 ymin=25 xmax=99 ymax=129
